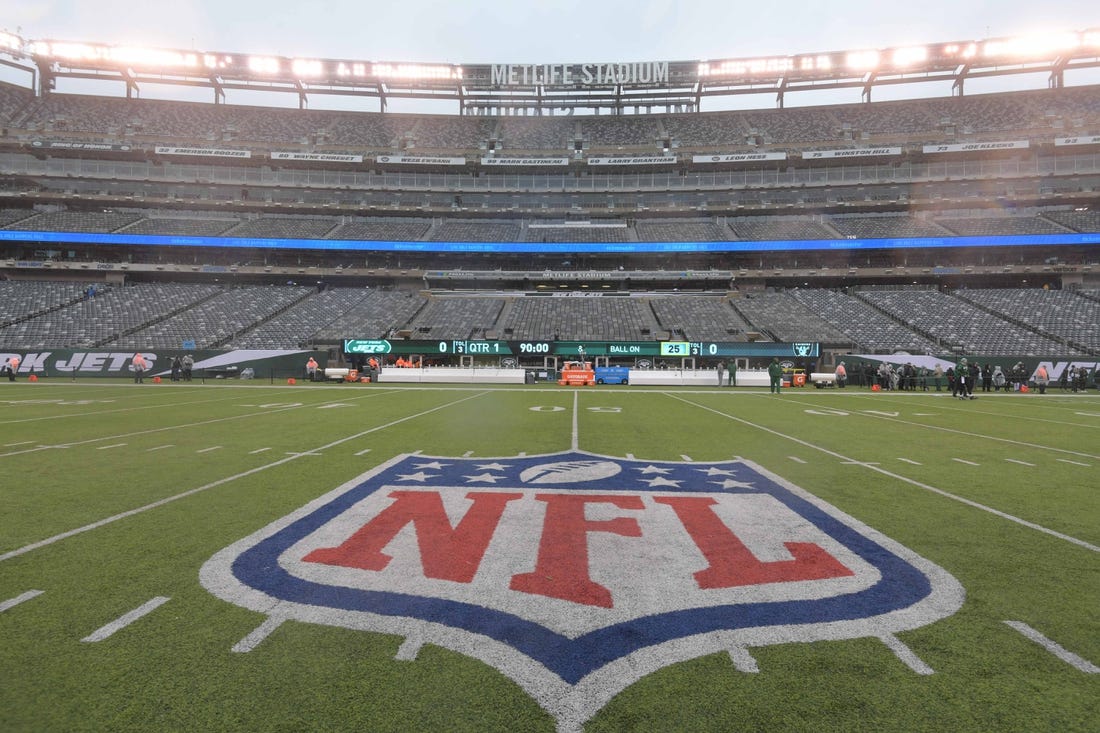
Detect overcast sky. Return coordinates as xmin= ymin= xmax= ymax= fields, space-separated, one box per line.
xmin=4 ymin=1 xmax=1099 ymax=110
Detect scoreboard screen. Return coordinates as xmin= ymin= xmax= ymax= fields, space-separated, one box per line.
xmin=344 ymin=339 xmax=819 ymax=358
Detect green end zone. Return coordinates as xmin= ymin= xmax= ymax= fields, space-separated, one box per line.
xmin=1 ymin=382 xmax=1097 ymax=732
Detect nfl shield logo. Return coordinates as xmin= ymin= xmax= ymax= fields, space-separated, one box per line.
xmin=201 ymin=452 xmax=963 ymax=730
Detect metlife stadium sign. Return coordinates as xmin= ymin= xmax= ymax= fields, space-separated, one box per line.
xmin=490 ymin=62 xmax=670 ymax=86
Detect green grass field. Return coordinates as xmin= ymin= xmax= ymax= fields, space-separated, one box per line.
xmin=1 ymin=380 xmax=1097 ymax=732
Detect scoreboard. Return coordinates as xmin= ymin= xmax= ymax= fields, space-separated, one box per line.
xmin=345 ymin=339 xmax=819 ymax=358
xmin=668 ymin=341 xmax=820 ymax=358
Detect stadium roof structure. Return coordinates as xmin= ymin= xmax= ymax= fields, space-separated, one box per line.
xmin=2 ymin=28 xmax=1100 ymax=113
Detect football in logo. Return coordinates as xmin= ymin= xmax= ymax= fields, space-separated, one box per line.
xmin=202 ymin=451 xmax=963 ymax=731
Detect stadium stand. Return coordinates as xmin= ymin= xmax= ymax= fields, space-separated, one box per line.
xmin=935 ymin=215 xmax=1069 ymax=236
xmin=501 ymin=297 xmax=660 ymax=341
xmin=636 ymin=221 xmax=731 ymax=242
xmin=224 ymin=218 xmax=338 ymax=240
xmin=428 ymin=220 xmax=524 ymax=242
xmin=0 ymin=283 xmax=223 ymax=348
xmin=2 ymin=44 xmax=1100 ymax=360
xmin=0 ymin=280 xmax=87 ymax=326
xmin=952 ymin=287 xmax=1100 ymax=352
xmin=787 ymin=288 xmax=941 ymax=353
xmin=497 ymin=117 xmax=577 ymax=151
xmin=856 ymin=289 xmax=1072 ymax=355
xmin=405 ymin=296 xmax=508 ymax=339
xmin=729 ymin=218 xmax=839 ymax=241
xmin=310 ymin=289 xmax=429 ymax=342
xmin=828 ymin=214 xmax=952 ymax=239
xmin=7 ymin=210 xmax=143 ymax=233
xmin=732 ymin=292 xmax=854 ymax=344
xmin=649 ymin=296 xmax=755 ymax=341
xmin=108 ymin=285 xmax=312 ymax=349
xmin=328 ymin=219 xmax=431 ymax=242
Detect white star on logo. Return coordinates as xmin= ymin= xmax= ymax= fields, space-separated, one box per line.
xmin=397 ymin=472 xmax=437 ymax=482
xmin=696 ymin=467 xmax=737 ymax=477
xmin=414 ymin=461 xmax=450 ymax=470
xmin=642 ymin=476 xmax=682 ymax=488
xmin=464 ymin=473 xmax=504 ymax=483
xmin=475 ymin=462 xmax=511 ymax=471
xmin=635 ymin=465 xmax=671 ymax=475
xmin=711 ymin=479 xmax=756 ymax=489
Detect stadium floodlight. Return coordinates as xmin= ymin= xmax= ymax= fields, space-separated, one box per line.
xmin=291 ymin=59 xmax=324 ymax=77
xmin=984 ymin=32 xmax=1082 ymax=59
xmin=370 ymin=63 xmax=463 ymax=80
xmin=892 ymin=46 xmax=928 ymax=67
xmin=698 ymin=57 xmax=795 ymax=77
xmin=0 ymin=31 xmax=21 ymax=52
xmin=845 ymin=50 xmax=880 ymax=71
xmin=110 ymin=46 xmax=200 ymax=69
xmin=335 ymin=62 xmax=369 ymax=77
xmin=248 ymin=56 xmax=281 ymax=74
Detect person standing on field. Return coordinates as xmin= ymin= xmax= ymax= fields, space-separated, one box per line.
xmin=716 ymin=361 xmax=725 ymax=387
xmin=728 ymin=359 xmax=737 ymax=387
xmin=768 ymin=357 xmax=783 ymax=394
xmin=132 ymin=353 xmax=147 ymax=384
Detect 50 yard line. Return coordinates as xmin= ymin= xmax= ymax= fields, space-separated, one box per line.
xmin=0 ymin=391 xmax=488 ymax=563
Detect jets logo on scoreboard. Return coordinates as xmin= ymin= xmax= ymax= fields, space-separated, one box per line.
xmin=202 ymin=452 xmax=963 ymax=730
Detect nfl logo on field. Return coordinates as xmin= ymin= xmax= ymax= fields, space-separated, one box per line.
xmin=202 ymin=451 xmax=963 ymax=731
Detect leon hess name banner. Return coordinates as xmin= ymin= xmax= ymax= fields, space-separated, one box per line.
xmin=691 ymin=152 xmax=787 ymax=163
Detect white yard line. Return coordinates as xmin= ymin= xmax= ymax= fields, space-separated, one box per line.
xmin=81 ymin=596 xmax=170 ymax=642
xmin=1004 ymin=621 xmax=1100 ymax=673
xmin=0 ymin=392 xmax=273 ymax=426
xmin=0 ymin=392 xmax=489 ymax=563
xmin=666 ymin=394 xmax=1100 ymax=554
xmin=232 ymin=616 xmax=285 ymax=653
xmin=571 ymin=391 xmax=580 ymax=451
xmin=0 ymin=589 xmax=44 ymax=612
xmin=0 ymin=390 xmax=400 ymax=460
xmin=952 ymin=458 xmax=980 ymax=466
xmin=880 ymin=634 xmax=934 ymax=675
xmin=727 ymin=646 xmax=759 ymax=673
